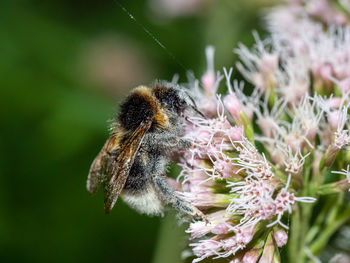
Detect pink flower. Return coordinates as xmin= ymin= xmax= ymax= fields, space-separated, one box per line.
xmin=201 ymin=46 xmax=216 ymax=94
xmin=191 ymin=239 xmax=222 ymax=263
xmin=327 ymin=111 xmax=342 ymax=130
xmin=224 ymin=93 xmax=243 ymax=120
xmin=339 ymin=77 xmax=350 ymax=93
xmin=242 ymin=249 xmax=261 ymax=263
xmin=273 ymin=229 xmax=288 ymax=247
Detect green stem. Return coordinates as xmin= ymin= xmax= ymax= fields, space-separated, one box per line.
xmin=316 ymin=179 xmax=350 ymax=195
xmin=152 ymin=211 xmax=186 ymax=263
xmin=288 ymin=205 xmax=301 ymax=263
xmin=309 ymin=206 xmax=350 ymax=255
xmin=296 ymin=203 xmax=314 ymax=263
xmin=294 ymin=158 xmax=315 ymax=262
xmin=305 ymin=200 xmax=333 ymax=244
xmin=325 ymin=193 xmax=343 ymax=226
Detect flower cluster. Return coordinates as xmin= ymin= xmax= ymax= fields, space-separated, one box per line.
xmin=177 ymin=1 xmax=350 ymax=262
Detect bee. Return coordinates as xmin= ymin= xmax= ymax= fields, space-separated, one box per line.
xmin=87 ymin=81 xmax=206 ymax=220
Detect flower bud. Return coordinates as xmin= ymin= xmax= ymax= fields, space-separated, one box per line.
xmin=328 ymin=97 xmax=342 ymax=109
xmin=224 ymin=93 xmax=243 ymax=120
xmin=321 ymin=144 xmax=341 ymax=169
xmin=213 ymin=158 xmax=236 ymax=178
xmin=327 ymin=111 xmax=341 ymax=131
xmin=273 ymin=229 xmax=288 ymax=247
xmin=201 ymin=46 xmax=216 ymax=94
xmin=187 ymin=221 xmax=212 ymax=238
xmin=201 ymin=71 xmax=216 ymax=94
xmin=319 ymin=63 xmax=333 ymax=80
xmin=339 ymin=77 xmax=350 ymax=93
xmin=227 ymin=127 xmax=244 ymax=141
xmin=199 ymin=96 xmax=218 ymax=117
xmin=192 ymin=239 xmax=221 ymax=259
xmin=243 ymin=249 xmax=261 ymax=263
xmin=257 ymin=117 xmax=276 ymax=138
xmin=211 ymin=223 xmax=230 ymax=235
xmin=258 ymin=53 xmax=279 ymax=75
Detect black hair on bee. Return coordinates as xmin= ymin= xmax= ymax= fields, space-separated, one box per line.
xmin=87 ymin=81 xmax=206 ymax=220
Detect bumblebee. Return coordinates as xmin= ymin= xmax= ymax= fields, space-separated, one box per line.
xmin=87 ymin=81 xmax=205 ymax=219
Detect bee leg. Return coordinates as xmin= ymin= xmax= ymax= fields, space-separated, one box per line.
xmin=147 ymin=133 xmax=192 ymax=149
xmin=176 ymin=138 xmax=192 ymax=149
xmin=152 ymin=175 xmax=207 ymax=221
xmin=166 ymin=137 xmax=192 ymax=148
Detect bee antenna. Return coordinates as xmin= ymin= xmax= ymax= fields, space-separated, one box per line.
xmin=191 ymin=105 xmax=207 ymax=119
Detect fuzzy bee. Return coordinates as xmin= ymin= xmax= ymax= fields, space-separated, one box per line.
xmin=87 ymin=81 xmax=205 ymax=220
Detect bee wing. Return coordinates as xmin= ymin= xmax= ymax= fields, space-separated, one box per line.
xmin=104 ymin=119 xmax=152 ymax=213
xmin=87 ymin=133 xmax=120 ymax=195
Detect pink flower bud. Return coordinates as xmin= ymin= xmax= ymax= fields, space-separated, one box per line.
xmin=258 ymin=53 xmax=278 ymax=75
xmin=243 ymin=249 xmax=260 ymax=263
xmin=210 ymin=117 xmax=231 ymax=131
xmin=273 ymin=229 xmax=288 ymax=247
xmin=201 ymin=46 xmax=216 ymax=94
xmin=327 ymin=111 xmax=341 ymax=131
xmin=192 ymin=239 xmax=221 ymax=259
xmin=335 ymin=65 xmax=350 ymax=80
xmin=201 ymin=71 xmax=216 ymax=94
xmin=244 ymin=107 xmax=254 ymax=120
xmin=196 ymin=129 xmax=213 ymax=144
xmin=213 ymin=158 xmax=236 ymax=178
xmin=334 ymin=13 xmax=348 ymax=25
xmin=235 ymin=227 xmax=254 ymax=244
xmin=228 ymin=127 xmax=243 ymax=141
xmin=211 ymin=223 xmax=229 ymax=235
xmin=222 ymin=236 xmax=237 ymax=250
xmin=307 ymin=0 xmax=328 ymax=17
xmin=284 ymin=134 xmax=304 ymax=152
xmin=199 ymin=96 xmax=218 ymax=117
xmin=224 ymin=93 xmax=243 ymax=119
xmin=305 ymin=125 xmax=318 ymax=143
xmin=339 ymin=77 xmax=350 ymax=93
xmin=187 ymin=182 xmax=210 ymax=194
xmin=257 ymin=117 xmax=276 ymax=138
xmin=319 ymin=64 xmax=333 ymax=80
xmin=293 ymin=38 xmax=308 ymax=54
xmin=328 ymin=97 xmax=342 ymax=109
xmin=311 ymin=62 xmax=333 ymax=85
xmin=258 ymin=201 xmax=276 ymax=220
xmin=188 ymin=221 xmax=212 ymax=238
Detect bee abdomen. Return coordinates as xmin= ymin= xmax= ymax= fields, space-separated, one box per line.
xmin=121 ymin=187 xmax=165 ymax=216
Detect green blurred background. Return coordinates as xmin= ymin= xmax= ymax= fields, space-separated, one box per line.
xmin=0 ymin=0 xmax=272 ymax=262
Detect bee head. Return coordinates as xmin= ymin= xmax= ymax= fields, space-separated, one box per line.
xmin=153 ymin=81 xmax=204 ymax=117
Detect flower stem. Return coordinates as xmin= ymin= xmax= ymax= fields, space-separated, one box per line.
xmin=152 ymin=211 xmax=186 ymax=263
xmin=316 ymin=179 xmax=350 ymax=195
xmin=288 ymin=205 xmax=301 ymax=263
xmin=308 ymin=206 xmax=350 ymax=255
xmin=304 ymin=200 xmax=333 ymax=244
